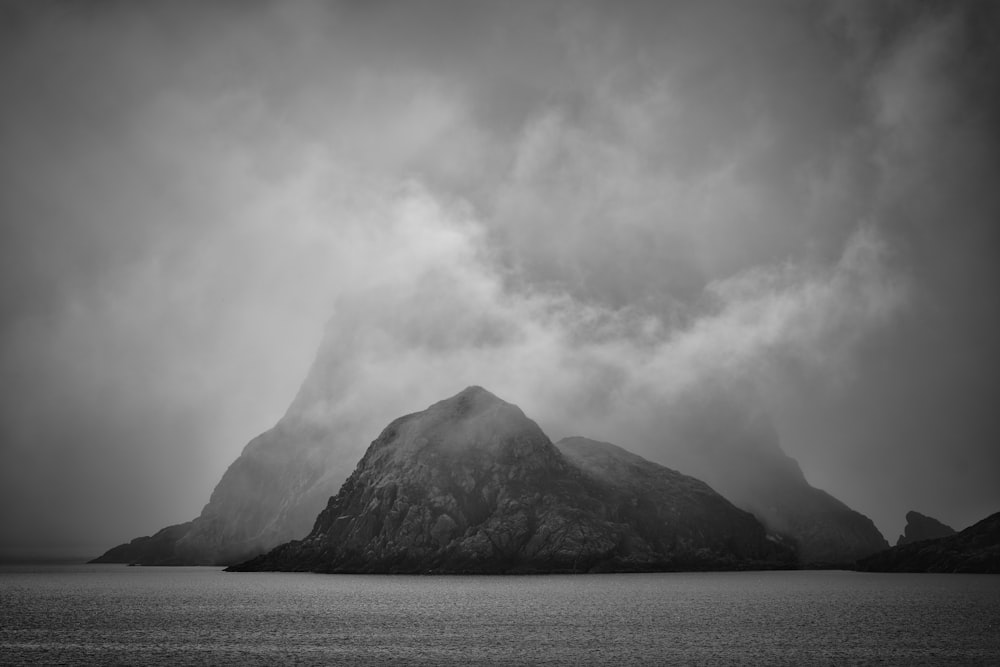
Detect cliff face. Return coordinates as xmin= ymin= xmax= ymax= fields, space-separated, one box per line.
xmin=657 ymin=397 xmax=888 ymax=566
xmin=90 ymin=418 xmax=351 ymax=565
xmin=229 ymin=387 xmax=795 ymax=573
xmin=857 ymin=511 xmax=1000 ymax=573
xmin=896 ymin=511 xmax=956 ymax=546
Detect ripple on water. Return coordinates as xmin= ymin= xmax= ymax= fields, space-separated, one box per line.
xmin=1 ymin=566 xmax=998 ymax=665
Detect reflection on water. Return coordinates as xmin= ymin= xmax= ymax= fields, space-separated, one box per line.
xmin=2 ymin=566 xmax=998 ymax=665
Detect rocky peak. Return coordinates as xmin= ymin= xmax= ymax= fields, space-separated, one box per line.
xmin=359 ymin=385 xmax=565 ymax=476
xmin=229 ymin=390 xmax=796 ymax=574
xmin=440 ymin=384 xmax=504 ymax=413
xmin=896 ymin=510 xmax=956 ymax=546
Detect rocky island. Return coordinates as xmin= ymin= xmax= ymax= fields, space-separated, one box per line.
xmin=228 ymin=387 xmax=796 ymax=573
xmin=92 ymin=309 xmax=890 ymax=569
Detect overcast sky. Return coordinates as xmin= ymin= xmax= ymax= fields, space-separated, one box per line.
xmin=2 ymin=0 xmax=998 ymax=557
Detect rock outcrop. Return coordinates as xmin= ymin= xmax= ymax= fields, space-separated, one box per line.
xmin=229 ymin=387 xmax=795 ymax=573
xmin=857 ymin=511 xmax=1000 ymax=573
xmin=896 ymin=511 xmax=956 ymax=546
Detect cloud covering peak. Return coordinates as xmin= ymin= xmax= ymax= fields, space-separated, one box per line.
xmin=1 ymin=0 xmax=998 ymax=555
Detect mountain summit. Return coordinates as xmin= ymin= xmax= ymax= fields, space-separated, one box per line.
xmin=229 ymin=387 xmax=794 ymax=573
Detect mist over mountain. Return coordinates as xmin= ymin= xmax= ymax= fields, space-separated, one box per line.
xmin=94 ymin=328 xmax=886 ymax=568
xmin=91 ymin=417 xmax=350 ymax=565
xmin=3 ymin=2 xmax=1000 ymax=558
xmin=230 ymin=387 xmax=794 ymax=573
xmin=644 ymin=390 xmax=888 ymax=565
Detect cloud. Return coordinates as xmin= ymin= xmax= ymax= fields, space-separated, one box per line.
xmin=285 ymin=183 xmax=907 ymax=465
xmin=769 ymin=0 xmax=1000 ymax=533
xmin=1 ymin=0 xmax=997 ymax=553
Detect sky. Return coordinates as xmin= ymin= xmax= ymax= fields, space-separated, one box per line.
xmin=1 ymin=0 xmax=998 ymax=558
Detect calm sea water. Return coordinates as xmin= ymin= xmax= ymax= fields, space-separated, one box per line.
xmin=1 ymin=565 xmax=998 ymax=665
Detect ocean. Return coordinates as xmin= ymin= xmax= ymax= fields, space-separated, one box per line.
xmin=1 ymin=565 xmax=998 ymax=665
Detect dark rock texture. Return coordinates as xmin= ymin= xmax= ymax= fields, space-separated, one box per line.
xmin=229 ymin=387 xmax=795 ymax=573
xmin=896 ymin=511 xmax=956 ymax=546
xmin=658 ymin=396 xmax=889 ymax=566
xmin=857 ymin=511 xmax=1000 ymax=573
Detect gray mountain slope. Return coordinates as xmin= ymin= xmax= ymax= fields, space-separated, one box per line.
xmin=229 ymin=387 xmax=795 ymax=573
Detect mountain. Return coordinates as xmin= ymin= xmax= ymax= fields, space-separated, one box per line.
xmin=856 ymin=511 xmax=1000 ymax=573
xmin=92 ymin=325 xmax=886 ymax=569
xmin=654 ymin=393 xmax=889 ymax=566
xmin=229 ymin=387 xmax=795 ymax=573
xmin=90 ymin=417 xmax=352 ymax=565
xmin=896 ymin=511 xmax=956 ymax=546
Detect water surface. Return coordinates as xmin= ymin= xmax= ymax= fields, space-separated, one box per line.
xmin=2 ymin=565 xmax=998 ymax=665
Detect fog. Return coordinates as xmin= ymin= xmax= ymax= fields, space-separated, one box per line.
xmin=1 ymin=1 xmax=998 ymax=558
